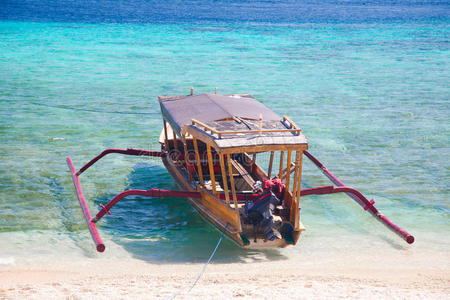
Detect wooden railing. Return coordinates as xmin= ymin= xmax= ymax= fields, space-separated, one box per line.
xmin=191 ymin=117 xmax=301 ymax=138
xmin=282 ymin=115 xmax=299 ymax=130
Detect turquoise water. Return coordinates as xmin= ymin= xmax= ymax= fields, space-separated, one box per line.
xmin=0 ymin=16 xmax=449 ymax=264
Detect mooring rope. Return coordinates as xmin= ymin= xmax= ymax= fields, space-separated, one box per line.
xmin=166 ymin=224 xmax=228 ymax=300
xmin=28 ymin=101 xmax=159 ymax=115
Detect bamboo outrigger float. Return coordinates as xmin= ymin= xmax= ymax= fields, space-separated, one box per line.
xmin=67 ymin=91 xmax=414 ymax=252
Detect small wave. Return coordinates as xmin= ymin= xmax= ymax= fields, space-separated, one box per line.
xmin=121 ymin=236 xmax=168 ymax=242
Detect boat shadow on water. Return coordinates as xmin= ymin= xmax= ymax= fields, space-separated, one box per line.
xmin=94 ymin=162 xmax=288 ymax=263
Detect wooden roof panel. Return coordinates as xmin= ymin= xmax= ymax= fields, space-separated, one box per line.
xmin=160 ymin=93 xmax=308 ymax=152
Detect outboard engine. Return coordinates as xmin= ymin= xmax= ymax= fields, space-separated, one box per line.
xmin=246 ymin=191 xmax=282 ymax=241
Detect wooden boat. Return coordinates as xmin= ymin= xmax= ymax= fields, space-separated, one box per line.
xmin=158 ymin=92 xmax=308 ymax=248
xmin=67 ymin=91 xmax=414 ymax=252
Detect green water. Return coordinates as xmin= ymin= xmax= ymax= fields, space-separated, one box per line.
xmin=0 ymin=20 xmax=448 ymax=264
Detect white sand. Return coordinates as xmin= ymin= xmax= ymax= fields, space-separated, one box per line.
xmin=1 ymin=248 xmax=449 ymax=299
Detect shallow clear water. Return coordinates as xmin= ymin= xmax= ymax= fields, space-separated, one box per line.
xmin=0 ymin=1 xmax=449 ymax=265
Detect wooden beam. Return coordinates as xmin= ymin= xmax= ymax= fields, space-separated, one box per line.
xmin=163 ymin=119 xmax=170 ymax=151
xmin=183 ymin=126 xmax=221 ymax=151
xmin=251 ymin=152 xmax=257 ymax=173
xmin=278 ymin=151 xmax=284 ymax=178
xmin=284 ymin=150 xmax=292 ymax=200
xmin=185 ymin=124 xmax=308 ymax=155
xmin=227 ymin=154 xmax=242 ymax=231
xmin=268 ymin=151 xmax=274 ymax=178
xmin=220 ymin=144 xmax=308 ymax=155
xmin=281 ymin=162 xmax=295 ymax=180
xmin=193 ymin=137 xmax=204 ymax=185
xmin=206 ymin=144 xmax=217 ymax=196
xmin=291 ymin=151 xmax=300 ymax=223
xmin=230 ymin=158 xmax=255 ymax=188
xmin=282 ymin=115 xmax=301 ymax=133
xmin=182 ymin=134 xmax=192 ymax=182
xmin=172 ymin=130 xmax=178 ymax=151
xmin=219 ymin=154 xmax=230 ymax=206
xmin=294 ymin=151 xmax=303 ymax=230
xmin=191 ymin=118 xmax=301 ymax=137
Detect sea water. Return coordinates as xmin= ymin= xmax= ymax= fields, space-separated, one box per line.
xmin=0 ymin=1 xmax=448 ymax=266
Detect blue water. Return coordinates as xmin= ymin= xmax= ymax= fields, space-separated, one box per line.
xmin=0 ymin=1 xmax=449 ymax=265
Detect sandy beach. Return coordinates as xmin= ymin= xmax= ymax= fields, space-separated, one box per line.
xmin=1 ymin=246 xmax=449 ymax=299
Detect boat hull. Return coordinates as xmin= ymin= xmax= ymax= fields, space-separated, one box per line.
xmin=161 ymin=151 xmax=303 ymax=248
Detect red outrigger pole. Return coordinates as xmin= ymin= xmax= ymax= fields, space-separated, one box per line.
xmin=67 ymin=148 xmax=413 ymax=252
xmin=66 ymin=148 xmax=169 ymax=252
xmin=67 ymin=156 xmax=105 ymax=252
xmin=303 ymin=151 xmax=414 ymax=244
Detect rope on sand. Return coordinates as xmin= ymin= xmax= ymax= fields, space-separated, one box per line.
xmin=166 ymin=224 xmax=228 ymax=300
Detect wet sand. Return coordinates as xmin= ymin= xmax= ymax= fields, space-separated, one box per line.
xmin=1 ymin=248 xmax=449 ymax=299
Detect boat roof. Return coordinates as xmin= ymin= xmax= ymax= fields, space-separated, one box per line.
xmin=158 ymin=93 xmax=308 ymax=153
xmin=159 ymin=93 xmax=280 ymax=133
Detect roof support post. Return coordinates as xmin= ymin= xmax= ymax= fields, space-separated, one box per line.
xmin=206 ymin=144 xmax=217 ymax=196
xmin=182 ymin=134 xmax=192 ymax=183
xmin=173 ymin=129 xmax=178 ymax=152
xmin=284 ymin=150 xmax=292 ymax=200
xmin=278 ymin=151 xmax=284 ymax=178
xmin=163 ymin=119 xmax=170 ymax=152
xmin=219 ymin=154 xmax=231 ymax=206
xmin=226 ymin=153 xmax=241 ymax=231
xmin=268 ymin=151 xmax=274 ymax=178
xmin=251 ymin=152 xmax=257 ymax=173
xmin=294 ymin=151 xmax=303 ymax=230
xmin=193 ymin=137 xmax=204 ymax=185
xmin=291 ymin=151 xmax=300 ymax=223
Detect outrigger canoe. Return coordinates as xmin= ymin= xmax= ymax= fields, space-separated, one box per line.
xmin=67 ymin=91 xmax=414 ymax=252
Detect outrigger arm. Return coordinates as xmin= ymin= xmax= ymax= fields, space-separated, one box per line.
xmin=66 ymin=148 xmax=169 ymax=252
xmin=75 ymin=148 xmax=166 ymax=176
xmin=302 ymin=151 xmax=414 ymax=244
xmin=67 ymin=147 xmax=413 ymax=253
xmin=67 ymin=148 xmax=249 ymax=252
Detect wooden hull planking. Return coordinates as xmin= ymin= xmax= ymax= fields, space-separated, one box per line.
xmin=161 ymin=139 xmax=304 ymax=249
